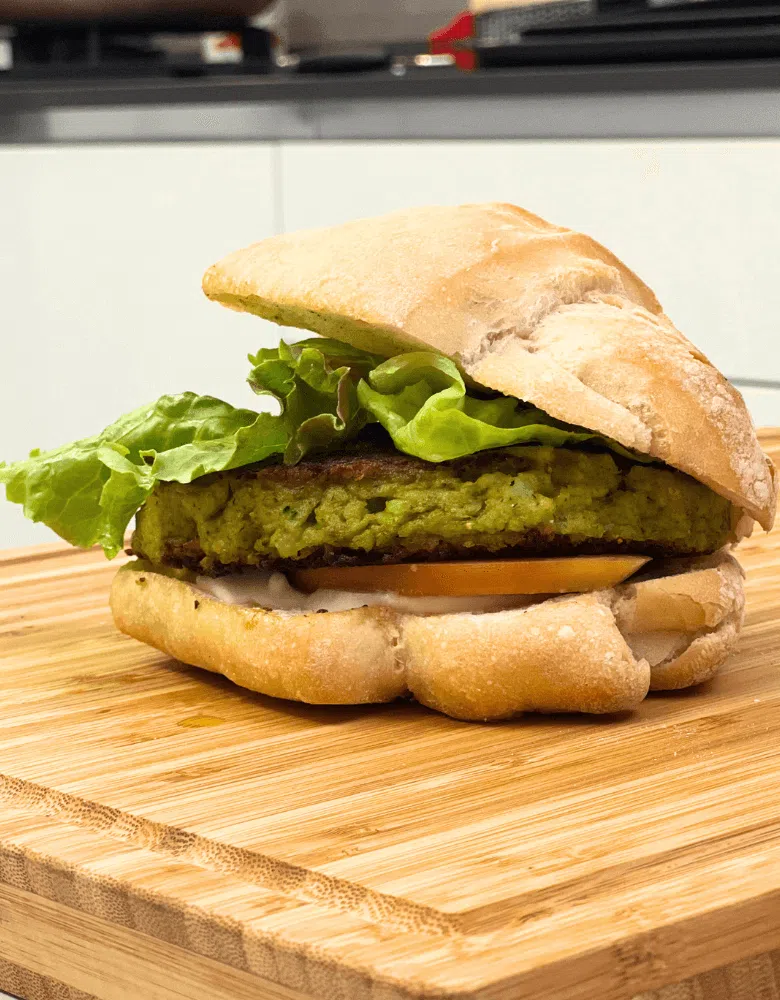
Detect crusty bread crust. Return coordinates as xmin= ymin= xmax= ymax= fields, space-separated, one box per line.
xmin=202 ymin=202 xmax=776 ymax=530
xmin=110 ymin=552 xmax=744 ymax=721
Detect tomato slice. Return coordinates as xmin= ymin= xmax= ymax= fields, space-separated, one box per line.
xmin=291 ymin=555 xmax=650 ymax=598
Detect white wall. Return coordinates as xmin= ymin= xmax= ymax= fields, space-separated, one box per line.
xmin=1 ymin=138 xmax=778 ymax=551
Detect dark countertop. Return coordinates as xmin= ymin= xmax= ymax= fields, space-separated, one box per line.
xmin=2 ymin=56 xmax=780 ymax=108
xmin=1 ymin=57 xmax=779 ymax=141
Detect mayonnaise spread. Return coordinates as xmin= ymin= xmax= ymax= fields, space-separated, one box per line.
xmin=195 ymin=571 xmax=539 ymax=616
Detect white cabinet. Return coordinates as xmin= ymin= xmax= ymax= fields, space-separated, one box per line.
xmin=740 ymin=386 xmax=780 ymax=430
xmin=280 ymin=140 xmax=780 ymax=386
xmin=0 ymin=143 xmax=280 ymax=549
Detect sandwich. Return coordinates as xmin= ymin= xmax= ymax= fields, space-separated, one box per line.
xmin=2 ymin=202 xmax=775 ymax=720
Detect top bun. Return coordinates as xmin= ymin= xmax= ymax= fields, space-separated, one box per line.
xmin=202 ymin=202 xmax=776 ymax=530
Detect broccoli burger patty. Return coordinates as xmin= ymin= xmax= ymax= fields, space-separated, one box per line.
xmin=130 ymin=445 xmax=732 ymax=575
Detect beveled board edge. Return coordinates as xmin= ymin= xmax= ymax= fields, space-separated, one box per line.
xmin=0 ymin=799 xmax=429 ymax=1000
xmin=0 ymin=955 xmax=98 ymax=1000
xmin=0 ymin=881 xmax=313 ymax=1000
xmin=5 ymin=806 xmax=780 ymax=1000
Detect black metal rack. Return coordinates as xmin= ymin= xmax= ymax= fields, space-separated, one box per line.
xmin=476 ymin=1 xmax=780 ymax=67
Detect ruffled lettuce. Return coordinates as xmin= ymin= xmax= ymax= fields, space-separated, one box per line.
xmin=1 ymin=338 xmax=644 ymax=556
xmin=356 ymin=351 xmax=640 ymax=462
xmin=0 ymin=395 xmax=286 ymax=558
xmin=248 ymin=339 xmax=383 ymax=463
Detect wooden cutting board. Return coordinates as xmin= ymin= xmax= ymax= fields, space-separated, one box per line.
xmin=1 ymin=432 xmax=779 ymax=1000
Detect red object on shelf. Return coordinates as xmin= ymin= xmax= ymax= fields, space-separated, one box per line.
xmin=429 ymin=9 xmax=477 ymax=71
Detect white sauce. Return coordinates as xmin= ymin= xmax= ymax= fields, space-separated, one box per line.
xmin=195 ymin=571 xmax=539 ymax=616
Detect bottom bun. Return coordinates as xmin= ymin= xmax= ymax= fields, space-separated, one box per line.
xmin=110 ymin=551 xmax=744 ymax=721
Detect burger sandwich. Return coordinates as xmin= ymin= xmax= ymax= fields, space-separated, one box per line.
xmin=2 ymin=203 xmax=775 ymax=720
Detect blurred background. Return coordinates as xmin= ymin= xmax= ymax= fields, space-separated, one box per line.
xmin=1 ymin=0 xmax=779 ymax=549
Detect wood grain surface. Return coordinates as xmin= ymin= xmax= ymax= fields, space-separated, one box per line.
xmin=1 ymin=431 xmax=779 ymax=1000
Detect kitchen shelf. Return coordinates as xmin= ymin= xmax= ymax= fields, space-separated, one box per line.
xmin=0 ymin=57 xmax=779 ymax=141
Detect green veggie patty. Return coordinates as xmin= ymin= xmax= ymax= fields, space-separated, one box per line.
xmin=130 ymin=444 xmax=731 ymax=575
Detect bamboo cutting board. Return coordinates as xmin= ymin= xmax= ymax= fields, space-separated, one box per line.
xmin=1 ymin=434 xmax=780 ymax=1000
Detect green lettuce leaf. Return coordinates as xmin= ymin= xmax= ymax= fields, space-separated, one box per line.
xmin=357 ymin=352 xmax=645 ymax=463
xmin=248 ymin=338 xmax=384 ymax=463
xmin=0 ymin=394 xmax=286 ymax=558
